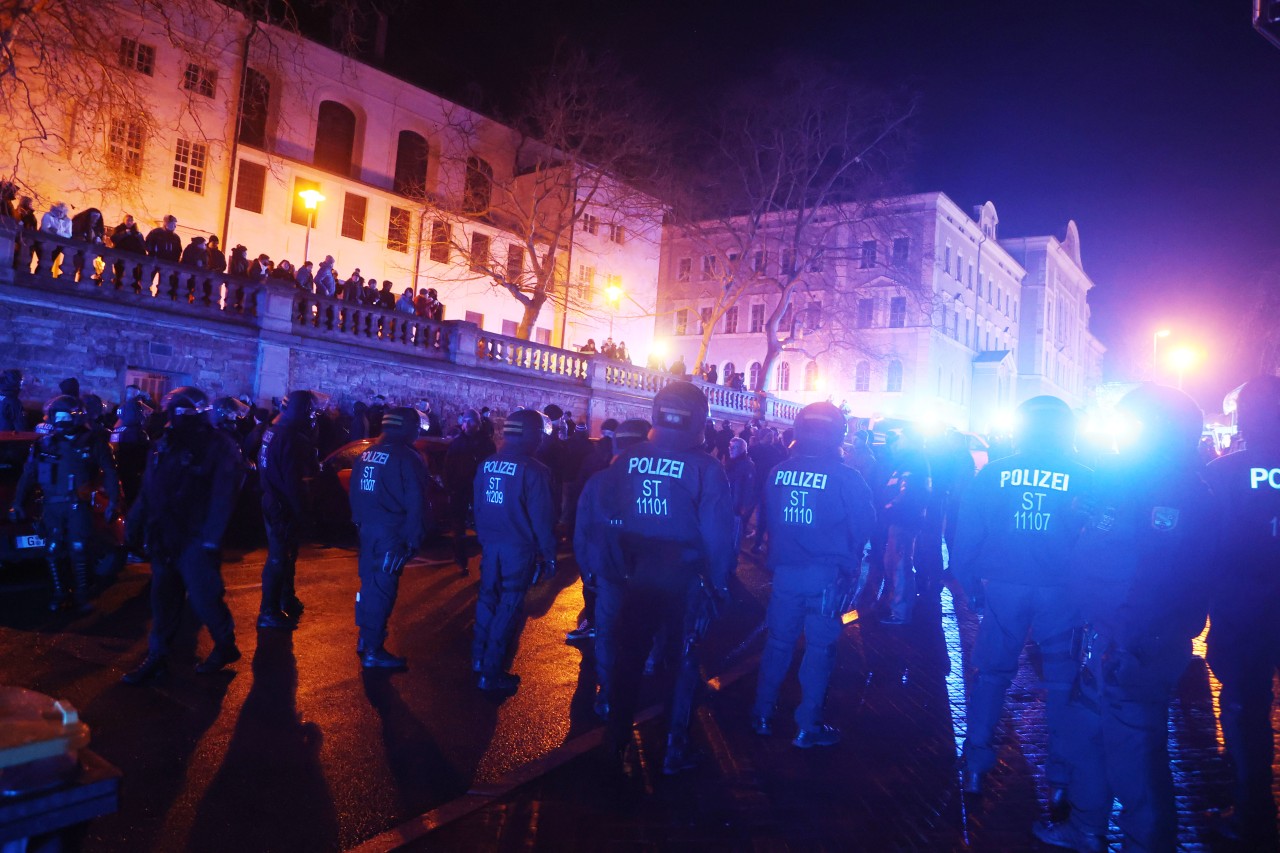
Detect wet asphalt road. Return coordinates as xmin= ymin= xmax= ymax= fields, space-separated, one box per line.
xmin=0 ymin=535 xmax=1274 ymax=851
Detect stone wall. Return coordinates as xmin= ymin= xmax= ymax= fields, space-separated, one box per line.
xmin=1 ymin=224 xmax=798 ymax=429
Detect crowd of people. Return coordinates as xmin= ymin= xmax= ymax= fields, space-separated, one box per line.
xmin=1 ymin=189 xmax=452 ymax=320
xmin=3 ymin=362 xmax=1279 ymax=851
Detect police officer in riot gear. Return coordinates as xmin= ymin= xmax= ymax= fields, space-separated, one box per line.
xmin=471 ymin=408 xmax=557 ymax=691
xmin=349 ymin=407 xmax=432 ymax=669
xmin=444 ymin=408 xmax=496 ymax=572
xmin=122 ymin=387 xmax=244 ymax=683
xmin=951 ymin=395 xmax=1092 ymax=804
xmin=11 ymin=395 xmax=120 ymax=611
xmin=574 ymin=417 xmax=651 ymax=717
xmin=591 ymin=381 xmax=735 ymax=774
xmin=211 ymin=396 xmax=250 ymax=448
xmin=1204 ymin=375 xmax=1280 ymax=848
xmin=1036 ymin=384 xmax=1215 ymax=853
xmin=110 ymin=398 xmax=152 ymax=507
xmin=750 ymin=402 xmax=875 ymax=747
xmin=257 ymin=389 xmax=322 ymax=628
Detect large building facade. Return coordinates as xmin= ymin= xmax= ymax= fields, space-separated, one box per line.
xmin=657 ymin=193 xmax=1104 ymax=431
xmin=1 ymin=2 xmax=661 ymax=355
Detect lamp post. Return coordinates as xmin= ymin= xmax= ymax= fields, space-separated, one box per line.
xmin=1152 ymin=328 xmax=1170 ymax=380
xmin=605 ymin=281 xmax=623 ymax=338
xmin=298 ymin=188 xmax=325 ymax=264
xmin=1168 ymin=346 xmax=1197 ymax=391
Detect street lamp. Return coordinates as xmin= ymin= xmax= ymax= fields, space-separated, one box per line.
xmin=1168 ymin=346 xmax=1198 ymax=390
xmin=605 ymin=282 xmax=623 ymax=338
xmin=298 ymin=188 xmax=325 ymax=264
xmin=1152 ymin=328 xmax=1171 ymax=379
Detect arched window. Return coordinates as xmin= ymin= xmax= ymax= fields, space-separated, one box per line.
xmin=854 ymin=361 xmax=870 ymax=392
xmin=723 ymin=361 xmax=735 ymax=384
xmin=463 ymin=156 xmax=493 ymax=214
xmin=748 ymin=362 xmax=762 ymax=390
xmin=803 ymin=361 xmax=819 ymax=391
xmin=886 ymin=359 xmax=903 ymax=393
xmin=314 ymin=100 xmax=357 ymax=176
xmin=393 ymin=130 xmax=429 ymax=197
xmin=777 ymin=361 xmax=791 ymax=392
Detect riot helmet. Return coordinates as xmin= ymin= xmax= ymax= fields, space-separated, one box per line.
xmin=43 ymin=395 xmax=84 ymax=435
xmin=615 ymin=418 xmax=652 ymax=452
xmin=1014 ymin=395 xmax=1075 ymax=455
xmin=651 ymin=381 xmax=708 ymax=451
xmin=280 ymin=389 xmax=328 ymax=426
xmin=117 ymin=398 xmax=148 ymax=428
xmin=502 ymin=408 xmax=548 ymax=456
xmin=379 ymin=407 xmax=420 ymax=444
xmin=793 ymin=402 xmax=848 ymax=453
xmin=161 ymin=386 xmax=211 ymax=427
xmin=1115 ymin=383 xmax=1203 ymax=464
xmin=212 ymin=396 xmax=251 ymax=425
xmin=1234 ymin=375 xmax=1280 ymax=450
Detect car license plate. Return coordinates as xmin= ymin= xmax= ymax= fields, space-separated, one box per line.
xmin=16 ymin=535 xmax=45 ymax=549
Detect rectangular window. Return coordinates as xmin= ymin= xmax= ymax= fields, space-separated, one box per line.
xmin=239 ymin=68 xmax=270 ymax=147
xmin=965 ymin=317 xmax=971 ymax=347
xmin=580 ymin=213 xmax=599 ymax=235
xmin=118 ymin=37 xmax=155 ymax=75
xmin=290 ymin=178 xmax=320 ymax=226
xmin=234 ymin=159 xmax=266 ymax=213
xmin=750 ymin=303 xmax=765 ymax=333
xmin=968 ymin=264 xmax=975 ymax=287
xmin=340 ymin=193 xmax=366 ymax=240
xmin=889 ymin=296 xmax=907 ymax=328
xmin=780 ymin=304 xmax=793 ymax=331
xmin=464 ymin=311 xmax=484 ymax=327
xmin=700 ymin=307 xmax=713 ymax=332
xmin=701 ymin=255 xmax=717 ymax=279
xmin=535 ymin=328 xmax=551 ymax=346
xmin=857 ymin=298 xmax=874 ymax=328
xmin=781 ymin=249 xmax=796 ymax=276
xmin=429 ymin=220 xmax=450 ymax=263
xmin=501 ymin=319 xmax=518 ymax=337
xmin=955 ymin=251 xmax=963 ymax=281
xmin=171 ymin=138 xmax=206 ymax=193
xmin=469 ymin=233 xmax=490 ymax=271
xmin=805 ymin=301 xmax=822 ymax=331
xmin=387 ymin=206 xmax=410 ymax=253
xmin=860 ymin=240 xmax=877 ymax=269
xmin=892 ymin=237 xmax=909 ymax=264
xmin=723 ymin=306 xmax=739 ymax=334
xmin=608 ymin=223 xmax=626 ymax=244
xmin=752 ymin=250 xmax=766 ymax=274
xmin=183 ymin=63 xmax=217 ymax=98
xmin=577 ymin=265 xmax=595 ymax=300
xmin=676 ymin=257 xmax=691 ymax=282
xmin=943 ymin=245 xmax=951 ymax=272
xmin=108 ymin=119 xmax=144 ymax=176
xmin=505 ymin=244 xmax=524 ymax=282
xmin=675 ymin=308 xmax=689 ymax=336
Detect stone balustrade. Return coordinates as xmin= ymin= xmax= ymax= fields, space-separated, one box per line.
xmin=2 ymin=220 xmax=798 ymax=426
xmin=8 ymin=226 xmax=262 ymax=322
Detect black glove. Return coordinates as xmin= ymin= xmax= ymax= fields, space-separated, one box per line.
xmin=381 ymin=546 xmax=412 ymax=576
xmin=531 ymin=559 xmax=557 ymax=586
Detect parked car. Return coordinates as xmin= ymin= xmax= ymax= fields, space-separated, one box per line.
xmin=312 ymin=436 xmax=452 ymax=540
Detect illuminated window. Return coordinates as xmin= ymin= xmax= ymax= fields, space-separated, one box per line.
xmin=803 ymin=361 xmax=819 ymax=391
xmin=183 ymin=63 xmax=217 ymax=98
xmin=108 ymin=119 xmax=144 ymax=176
xmin=580 ymin=213 xmax=599 ymax=234
xmin=171 ymin=139 xmax=207 ymax=193
xmin=749 ymin=362 xmax=761 ymax=390
xmin=577 ymin=265 xmax=596 ymax=300
xmin=777 ymin=361 xmax=791 ymax=392
xmin=119 ymin=38 xmax=155 ymax=75
xmin=290 ymin=178 xmax=320 ymax=226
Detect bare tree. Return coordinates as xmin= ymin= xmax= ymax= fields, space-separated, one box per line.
xmin=669 ymin=59 xmax=918 ymax=390
xmin=424 ymin=48 xmax=670 ymax=340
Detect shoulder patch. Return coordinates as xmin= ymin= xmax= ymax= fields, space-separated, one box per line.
xmin=1150 ymin=506 xmax=1179 ymax=531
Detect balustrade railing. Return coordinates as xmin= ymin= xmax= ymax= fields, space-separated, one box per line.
xmin=601 ymin=361 xmax=674 ymax=393
xmin=475 ymin=331 xmax=590 ymax=381
xmin=8 ymin=226 xmax=261 ymax=320
xmin=293 ymin=294 xmax=450 ymax=353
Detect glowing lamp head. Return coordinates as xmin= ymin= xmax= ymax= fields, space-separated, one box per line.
xmin=605 ymin=284 xmax=623 ymax=304
xmin=298 ymin=189 xmax=325 ymax=210
xmin=1155 ymin=328 xmax=1171 ymax=339
xmin=650 ymin=339 xmax=668 ymax=359
xmin=1167 ymin=346 xmax=1198 ymax=372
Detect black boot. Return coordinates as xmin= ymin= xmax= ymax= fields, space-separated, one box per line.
xmin=477 ymin=670 xmax=520 ymax=692
xmin=196 ymin=643 xmax=242 ymax=674
xmin=70 ymin=551 xmax=94 ymax=614
xmin=662 ymin=734 xmax=700 ymax=776
xmin=46 ymin=559 xmax=69 ymax=612
xmin=362 ymin=645 xmax=408 ymax=670
xmin=122 ymin=653 xmax=167 ymax=685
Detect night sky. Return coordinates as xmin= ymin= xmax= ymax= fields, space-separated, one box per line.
xmin=384 ymin=0 xmax=1280 ymax=412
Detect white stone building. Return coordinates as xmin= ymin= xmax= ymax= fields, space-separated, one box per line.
xmin=1 ymin=2 xmax=661 ymax=354
xmin=657 ymin=192 xmax=1105 ymax=432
